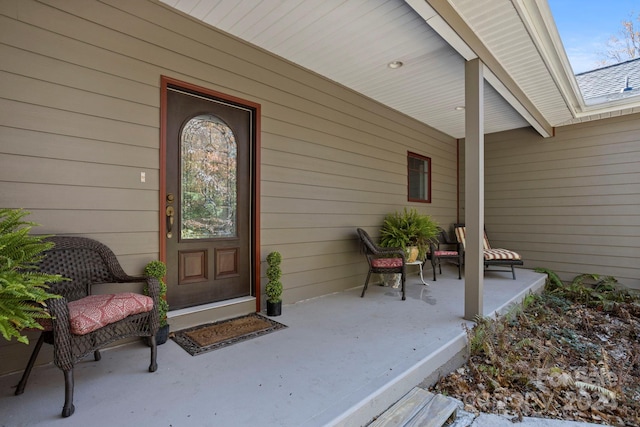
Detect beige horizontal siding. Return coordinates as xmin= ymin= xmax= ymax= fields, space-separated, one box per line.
xmin=1 ymin=127 xmax=158 ymax=168
xmin=483 ymin=116 xmax=640 ymax=289
xmin=1 ymin=0 xmax=457 ymax=349
xmin=0 ymin=98 xmax=158 ymax=145
xmin=0 ymin=155 xmax=159 ymax=189
xmin=0 ymin=0 xmax=459 ymax=375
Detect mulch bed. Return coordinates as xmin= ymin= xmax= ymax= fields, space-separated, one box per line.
xmin=430 ymin=279 xmax=640 ymax=426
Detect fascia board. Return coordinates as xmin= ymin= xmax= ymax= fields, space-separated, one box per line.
xmin=511 ymin=0 xmax=585 ymax=116
xmin=413 ymin=0 xmax=554 ymax=137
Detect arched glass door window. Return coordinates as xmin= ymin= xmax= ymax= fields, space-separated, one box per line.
xmin=180 ymin=114 xmax=237 ymax=239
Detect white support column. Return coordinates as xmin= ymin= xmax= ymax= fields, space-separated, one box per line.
xmin=464 ymin=58 xmax=484 ymax=320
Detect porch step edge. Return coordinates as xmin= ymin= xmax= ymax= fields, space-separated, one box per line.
xmin=368 ymin=388 xmax=458 ymax=427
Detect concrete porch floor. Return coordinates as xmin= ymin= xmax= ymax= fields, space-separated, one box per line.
xmin=0 ymin=265 xmax=546 ymax=427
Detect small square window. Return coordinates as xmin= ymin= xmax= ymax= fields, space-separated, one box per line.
xmin=407 ymin=151 xmax=431 ymax=203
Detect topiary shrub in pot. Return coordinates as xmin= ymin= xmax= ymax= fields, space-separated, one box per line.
xmin=143 ymin=260 xmax=170 ymax=345
xmin=0 ymin=208 xmax=63 ymax=344
xmin=265 ymin=251 xmax=282 ymax=316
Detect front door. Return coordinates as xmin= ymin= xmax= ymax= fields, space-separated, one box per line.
xmin=164 ymin=82 xmax=255 ymax=310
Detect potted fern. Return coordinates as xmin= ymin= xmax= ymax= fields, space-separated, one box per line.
xmin=265 ymin=251 xmax=283 ymax=316
xmin=379 ymin=208 xmax=439 ymax=287
xmin=380 ymin=208 xmax=439 ymax=262
xmin=0 ymin=208 xmax=62 ymax=344
xmin=143 ymin=260 xmax=170 ymax=345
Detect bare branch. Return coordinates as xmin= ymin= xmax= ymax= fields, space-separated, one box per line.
xmin=600 ymin=11 xmax=640 ymax=64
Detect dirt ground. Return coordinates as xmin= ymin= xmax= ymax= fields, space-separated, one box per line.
xmin=430 ymin=272 xmax=640 ymax=426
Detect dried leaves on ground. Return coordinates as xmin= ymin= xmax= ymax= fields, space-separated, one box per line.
xmin=431 ymin=271 xmax=640 ymax=426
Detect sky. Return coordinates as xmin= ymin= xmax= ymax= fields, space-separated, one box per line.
xmin=548 ymin=0 xmax=639 ymax=74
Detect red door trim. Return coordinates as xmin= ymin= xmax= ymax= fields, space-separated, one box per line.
xmin=159 ymin=76 xmax=262 ymax=312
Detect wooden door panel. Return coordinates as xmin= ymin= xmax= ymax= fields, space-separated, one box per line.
xmin=165 ymin=86 xmax=253 ymax=309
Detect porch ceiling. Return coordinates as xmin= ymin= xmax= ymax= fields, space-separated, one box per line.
xmin=159 ymin=0 xmax=577 ymax=139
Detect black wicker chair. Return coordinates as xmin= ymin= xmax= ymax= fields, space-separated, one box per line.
xmin=454 ymin=224 xmax=523 ymax=279
xmin=14 ymin=236 xmax=160 ymax=417
xmin=427 ymin=227 xmax=463 ymax=281
xmin=356 ymin=228 xmax=406 ymax=300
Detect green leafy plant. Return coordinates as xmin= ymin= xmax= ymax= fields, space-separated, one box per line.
xmin=535 ymin=267 xmax=637 ymax=310
xmin=265 ymin=251 xmax=282 ymax=304
xmin=380 ymin=208 xmax=439 ymax=259
xmin=0 ymin=208 xmax=62 ymax=344
xmin=143 ymin=260 xmax=169 ymax=327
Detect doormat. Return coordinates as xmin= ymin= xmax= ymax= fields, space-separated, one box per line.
xmin=171 ymin=313 xmax=287 ymax=356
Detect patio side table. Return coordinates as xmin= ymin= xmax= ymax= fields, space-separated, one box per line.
xmin=405 ymin=260 xmax=429 ymax=286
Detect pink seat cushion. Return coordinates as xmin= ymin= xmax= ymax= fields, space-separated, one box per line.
xmin=434 ymin=251 xmax=458 ymax=256
xmin=484 ymin=249 xmax=521 ymax=261
xmin=371 ymin=258 xmax=403 ymax=268
xmin=67 ymin=293 xmax=154 ymax=335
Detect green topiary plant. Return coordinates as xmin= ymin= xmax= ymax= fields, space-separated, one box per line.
xmin=0 ymin=208 xmax=63 ymax=344
xmin=265 ymin=251 xmax=282 ymax=304
xmin=143 ymin=260 xmax=168 ymax=328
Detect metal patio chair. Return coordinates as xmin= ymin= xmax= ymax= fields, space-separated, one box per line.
xmin=356 ymin=228 xmax=406 ymax=300
xmin=427 ymin=227 xmax=463 ymax=281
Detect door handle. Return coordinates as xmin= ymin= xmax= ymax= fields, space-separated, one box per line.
xmin=166 ymin=206 xmax=175 ymax=238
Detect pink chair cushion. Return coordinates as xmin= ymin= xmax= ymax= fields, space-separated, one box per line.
xmin=434 ymin=250 xmax=458 ymax=256
xmin=483 ymin=249 xmax=521 ymax=261
xmin=67 ymin=293 xmax=154 ymax=335
xmin=371 ymin=258 xmax=403 ymax=268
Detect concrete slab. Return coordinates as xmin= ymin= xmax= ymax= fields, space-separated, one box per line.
xmin=0 ymin=266 xmax=546 ymax=427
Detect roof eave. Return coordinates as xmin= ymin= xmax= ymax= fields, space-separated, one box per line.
xmin=407 ymin=0 xmax=554 ymax=137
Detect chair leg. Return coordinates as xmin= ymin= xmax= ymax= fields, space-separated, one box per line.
xmin=14 ymin=333 xmax=45 ymax=395
xmin=431 ymin=258 xmax=437 ymax=281
xmin=361 ymin=270 xmax=372 ymax=297
xmin=94 ymin=350 xmax=101 ymax=361
xmin=61 ymin=369 xmax=75 ymax=417
xmin=457 ymin=261 xmax=462 ymax=279
xmin=149 ymin=335 xmax=158 ymax=372
xmin=401 ymin=272 xmax=406 ymax=300
xmin=511 ymin=265 xmax=516 ymax=280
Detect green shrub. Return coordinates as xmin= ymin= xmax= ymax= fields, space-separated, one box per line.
xmin=380 ymin=208 xmax=439 ymax=259
xmin=265 ymin=251 xmax=282 ymax=303
xmin=0 ymin=209 xmax=62 ymax=344
xmin=144 ymin=260 xmax=168 ymax=327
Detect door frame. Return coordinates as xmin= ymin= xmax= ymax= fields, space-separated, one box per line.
xmin=159 ymin=75 xmax=261 ymax=312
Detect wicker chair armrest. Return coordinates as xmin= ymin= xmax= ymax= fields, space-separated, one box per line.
xmin=373 ymin=247 xmax=406 ymax=260
xmin=143 ymin=276 xmax=161 ymax=333
xmin=113 ymin=272 xmax=151 ymax=284
xmin=142 ymin=276 xmax=161 ymax=300
xmin=88 ymin=275 xmax=160 ymax=304
xmin=46 ymin=297 xmax=74 ymax=371
xmin=95 ymin=274 xmax=160 ymax=300
xmin=46 ymin=296 xmax=70 ymax=333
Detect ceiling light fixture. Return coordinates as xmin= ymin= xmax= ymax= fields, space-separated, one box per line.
xmin=387 ymin=61 xmax=403 ymax=69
